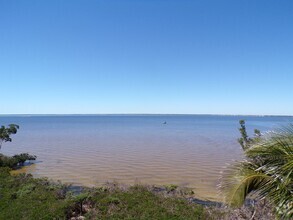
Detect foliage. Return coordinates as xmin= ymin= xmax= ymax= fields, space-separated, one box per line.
xmin=237 ymin=120 xmax=261 ymax=150
xmin=164 ymin=184 xmax=179 ymax=192
xmin=0 ymin=153 xmax=36 ymax=168
xmin=71 ymin=192 xmax=91 ymax=215
xmin=13 ymin=153 xmax=37 ymax=165
xmin=0 ymin=168 xmax=70 ymax=220
xmin=0 ymin=124 xmax=19 ymax=149
xmin=220 ymin=122 xmax=293 ymax=219
xmin=83 ymin=185 xmax=205 ymax=220
xmin=0 ymin=168 xmax=209 ymax=220
xmin=0 ymin=124 xmax=37 ymax=169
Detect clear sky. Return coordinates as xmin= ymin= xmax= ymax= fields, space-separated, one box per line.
xmin=1 ymin=0 xmax=292 ymax=115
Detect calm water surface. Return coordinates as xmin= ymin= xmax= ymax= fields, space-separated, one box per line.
xmin=1 ymin=115 xmax=292 ymax=201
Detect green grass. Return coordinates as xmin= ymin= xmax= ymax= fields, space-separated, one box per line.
xmin=0 ymin=168 xmax=207 ymax=220
xmin=1 ymin=167 xmax=273 ymax=220
xmin=0 ymin=168 xmax=69 ymax=220
xmin=85 ymin=185 xmax=205 ymax=219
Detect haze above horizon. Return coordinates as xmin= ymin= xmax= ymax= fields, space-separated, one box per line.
xmin=1 ymin=0 xmax=293 ymax=115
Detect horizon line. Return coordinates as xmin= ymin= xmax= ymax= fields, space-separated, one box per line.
xmin=0 ymin=113 xmax=293 ymax=117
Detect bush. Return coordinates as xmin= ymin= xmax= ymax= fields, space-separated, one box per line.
xmin=0 ymin=168 xmax=71 ymax=219
xmin=0 ymin=153 xmax=36 ymax=169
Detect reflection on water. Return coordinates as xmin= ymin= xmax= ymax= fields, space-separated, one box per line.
xmin=1 ymin=115 xmax=292 ymax=201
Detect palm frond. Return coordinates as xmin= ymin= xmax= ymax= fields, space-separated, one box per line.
xmin=219 ymin=161 xmax=270 ymax=207
xmin=220 ymin=124 xmax=293 ymax=219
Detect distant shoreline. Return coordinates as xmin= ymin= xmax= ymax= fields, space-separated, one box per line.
xmin=1 ymin=114 xmax=293 ymax=117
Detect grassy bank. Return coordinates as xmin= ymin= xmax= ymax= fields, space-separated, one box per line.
xmin=0 ymin=168 xmax=208 ymax=220
xmin=0 ymin=168 xmax=69 ymax=219
xmin=1 ymin=168 xmax=278 ymax=220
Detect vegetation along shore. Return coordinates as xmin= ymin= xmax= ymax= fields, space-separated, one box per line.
xmin=0 ymin=122 xmax=292 ymax=219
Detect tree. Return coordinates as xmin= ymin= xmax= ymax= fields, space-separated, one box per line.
xmin=13 ymin=153 xmax=37 ymax=166
xmin=0 ymin=124 xmax=36 ymax=168
xmin=238 ymin=120 xmax=261 ymax=150
xmin=0 ymin=124 xmax=19 ymax=149
xmin=220 ymin=122 xmax=293 ymax=219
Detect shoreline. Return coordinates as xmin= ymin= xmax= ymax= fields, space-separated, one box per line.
xmin=2 ymin=167 xmax=276 ymax=219
xmin=11 ymin=166 xmax=222 ymax=203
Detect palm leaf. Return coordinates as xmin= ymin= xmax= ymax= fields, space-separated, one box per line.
xmin=220 ymin=124 xmax=293 ymax=219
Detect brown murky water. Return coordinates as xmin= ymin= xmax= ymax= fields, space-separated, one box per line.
xmin=2 ymin=115 xmax=290 ymax=201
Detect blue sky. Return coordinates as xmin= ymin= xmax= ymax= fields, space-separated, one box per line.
xmin=1 ymin=0 xmax=292 ymax=115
